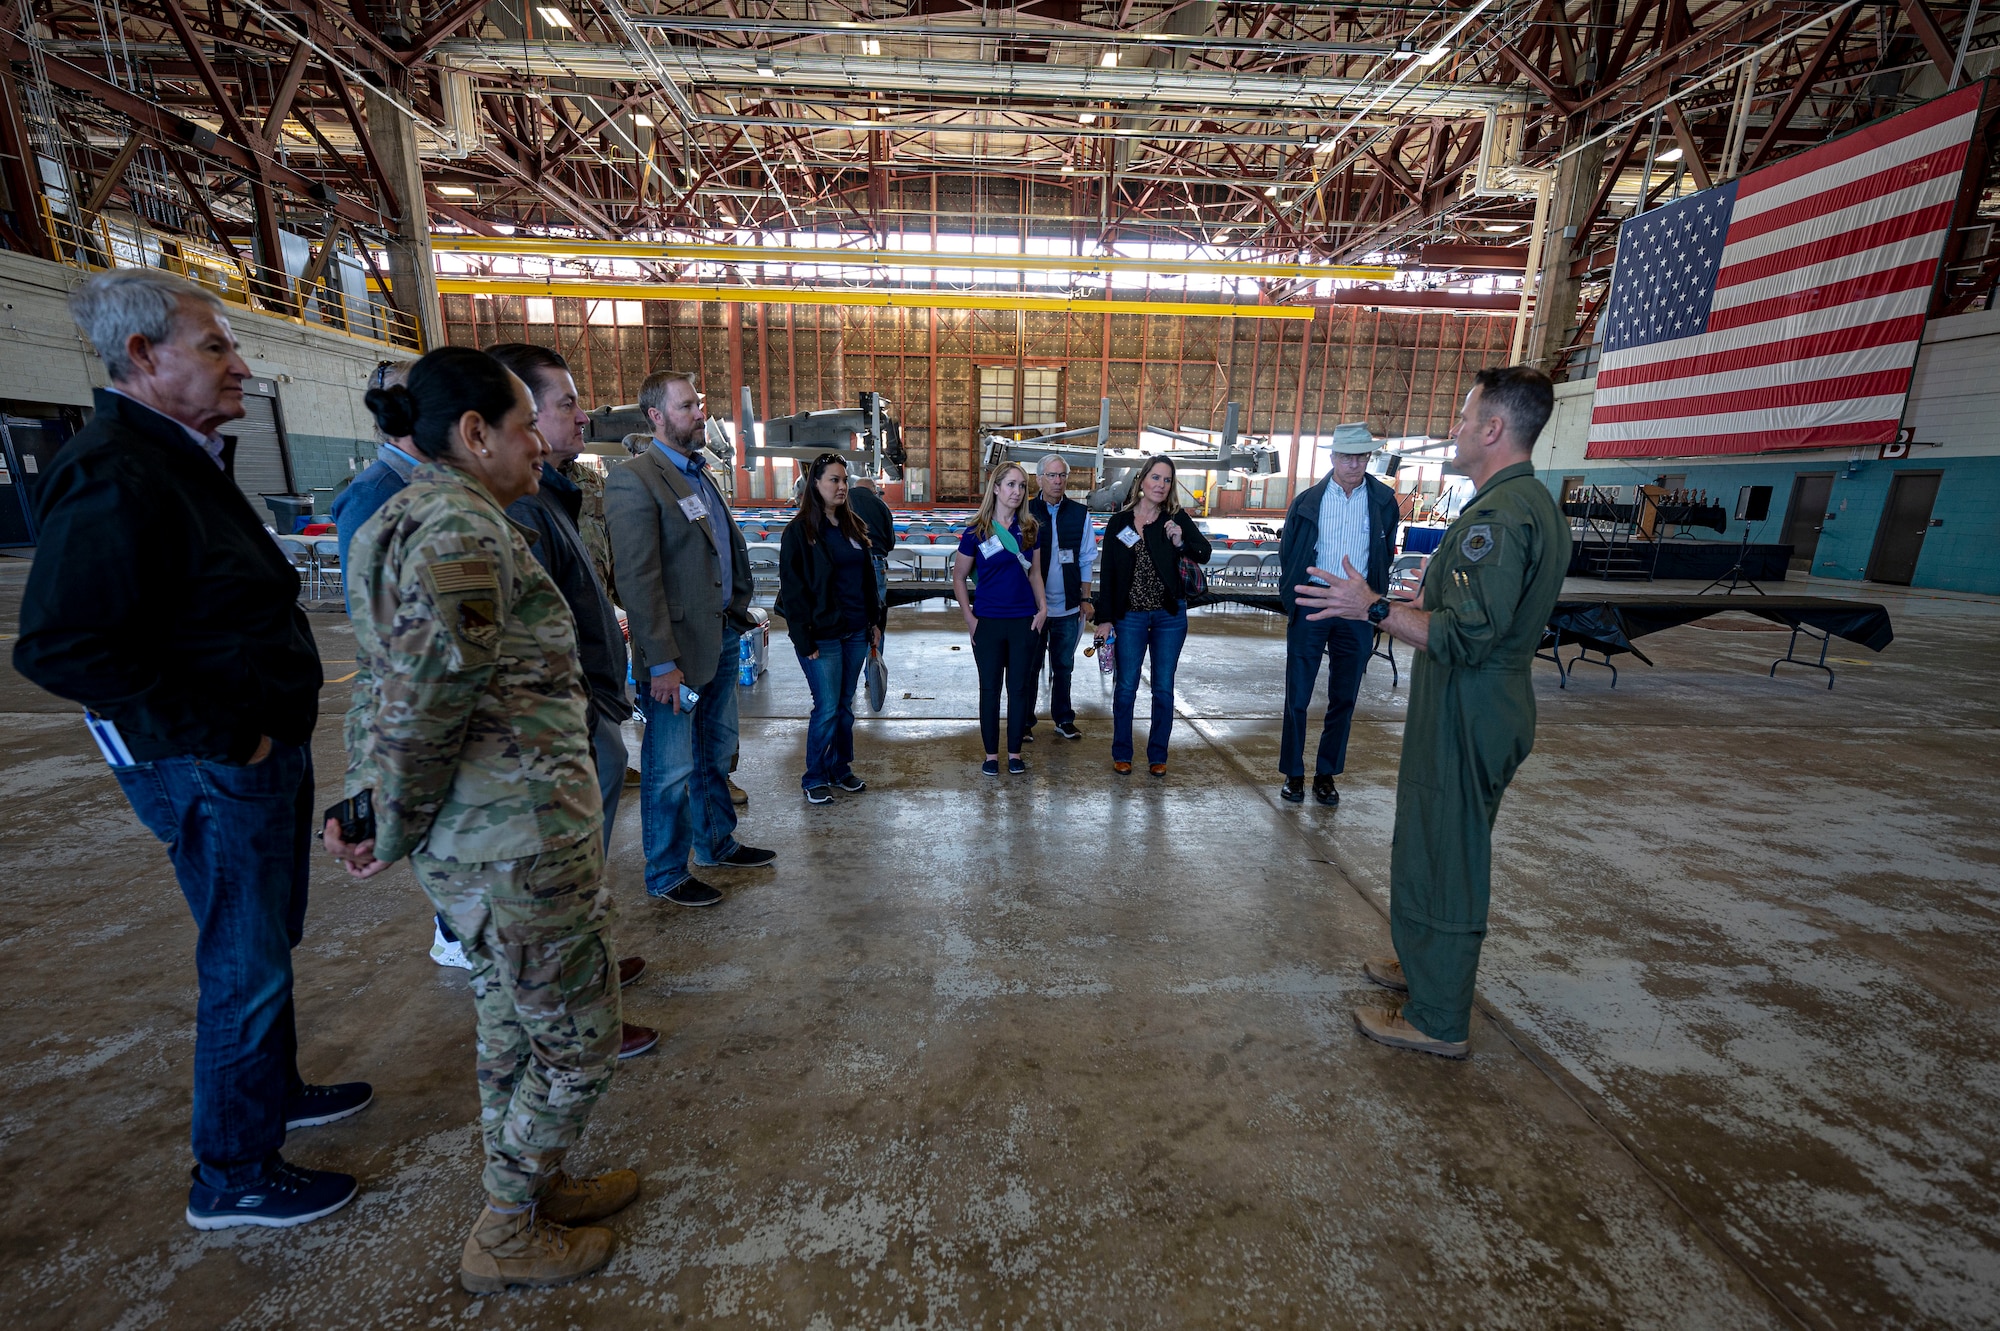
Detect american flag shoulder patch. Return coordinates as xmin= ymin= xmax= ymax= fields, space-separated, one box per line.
xmin=424 ymin=556 xmax=497 ymax=595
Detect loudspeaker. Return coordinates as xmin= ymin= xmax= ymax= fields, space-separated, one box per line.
xmin=1735 ymin=484 xmax=1772 ymax=522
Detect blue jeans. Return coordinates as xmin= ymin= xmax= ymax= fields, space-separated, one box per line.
xmin=639 ymin=633 xmax=741 ymax=893
xmin=797 ymin=629 xmax=868 ymax=789
xmin=1112 ymin=609 xmax=1188 ymax=765
xmin=1028 ymin=612 xmax=1084 ymax=733
xmin=115 ymin=741 xmax=314 ymax=1190
xmin=1280 ymin=616 xmax=1373 ymax=778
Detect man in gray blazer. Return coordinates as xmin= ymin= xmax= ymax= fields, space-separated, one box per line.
xmin=605 ymin=370 xmax=775 ymax=907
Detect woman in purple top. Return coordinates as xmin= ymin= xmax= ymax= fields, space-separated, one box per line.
xmin=951 ymin=461 xmax=1048 ymax=776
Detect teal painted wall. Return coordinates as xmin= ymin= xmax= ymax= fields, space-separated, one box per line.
xmin=1542 ymin=455 xmax=2000 ymax=594
xmin=285 ymin=433 xmax=375 ymax=514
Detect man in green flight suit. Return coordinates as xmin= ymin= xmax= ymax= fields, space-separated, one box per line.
xmin=1294 ymin=365 xmax=1569 ymax=1058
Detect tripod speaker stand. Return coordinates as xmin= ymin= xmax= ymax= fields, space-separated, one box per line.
xmin=1701 ymin=485 xmax=1772 ymax=595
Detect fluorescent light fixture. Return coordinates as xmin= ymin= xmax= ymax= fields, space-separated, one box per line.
xmin=535 ymin=6 xmax=572 ymax=29
xmin=719 ymin=210 xmax=736 ymax=224
xmin=1264 ymin=185 xmax=1279 ymax=197
xmin=1483 ymin=223 xmax=1522 ymax=233
xmin=1101 ymin=52 xmax=1119 ymax=68
xmin=1079 ymin=112 xmax=1096 ymax=123
xmin=1215 ymin=229 xmax=1232 ymax=242
xmin=1656 ymin=147 xmax=1684 ymax=162
xmin=633 ymin=113 xmax=654 ymax=127
xmin=1417 ymin=44 xmax=1450 ymax=66
xmin=755 ymin=55 xmax=776 ymax=77
xmin=435 ymin=185 xmax=476 ymax=197
xmin=863 ymin=37 xmax=881 ymax=55
xmin=1061 ymin=163 xmax=1076 ymax=174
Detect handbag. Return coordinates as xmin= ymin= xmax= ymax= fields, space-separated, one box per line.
xmin=1172 ymin=518 xmax=1208 ymax=599
xmin=863 ymin=646 xmax=887 ymax=713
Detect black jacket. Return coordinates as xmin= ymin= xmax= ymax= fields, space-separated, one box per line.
xmin=1091 ymin=508 xmax=1212 ymax=625
xmin=1279 ymin=473 xmax=1400 ymax=617
xmin=847 ymin=483 xmax=897 ymax=558
xmin=14 ymin=389 xmax=321 ymax=763
xmin=507 ymin=462 xmax=631 ymax=725
xmin=777 ymin=517 xmax=882 ymax=655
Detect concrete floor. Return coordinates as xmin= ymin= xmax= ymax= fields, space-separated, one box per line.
xmin=1 ymin=558 xmax=1995 ymax=1330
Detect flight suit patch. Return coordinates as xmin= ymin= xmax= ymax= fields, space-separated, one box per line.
xmin=456 ymin=598 xmax=501 ymax=652
xmin=1461 ymin=525 xmax=1495 ymax=562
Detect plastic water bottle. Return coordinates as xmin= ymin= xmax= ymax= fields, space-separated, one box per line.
xmin=738 ymin=635 xmax=756 ymax=687
xmin=1098 ymin=628 xmax=1115 ymax=675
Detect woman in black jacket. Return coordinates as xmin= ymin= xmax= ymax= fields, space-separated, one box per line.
xmin=778 ymin=452 xmax=883 ymax=803
xmin=1090 ymin=455 xmax=1212 ymax=776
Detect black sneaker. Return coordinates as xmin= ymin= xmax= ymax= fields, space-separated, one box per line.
xmin=710 ymin=844 xmax=776 ymax=869
xmin=834 ymin=773 xmax=866 ymax=793
xmin=1313 ymin=775 xmax=1340 ymax=807
xmin=652 ymin=878 xmax=723 ymax=907
xmin=1280 ymin=775 xmax=1305 ymax=803
xmin=981 ymin=758 xmax=1000 ymax=777
xmin=1054 ymin=723 xmax=1083 ymax=740
xmin=1020 ymin=730 xmax=1036 ymax=744
xmin=284 ymin=1082 xmax=373 ymax=1131
xmin=185 ymin=1162 xmax=357 ymax=1231
xmin=1008 ymin=756 xmax=1028 ymax=775
xmin=805 ymin=784 xmax=834 ymax=804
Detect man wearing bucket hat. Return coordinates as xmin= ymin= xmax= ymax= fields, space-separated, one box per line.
xmin=1276 ymin=421 xmax=1400 ymax=806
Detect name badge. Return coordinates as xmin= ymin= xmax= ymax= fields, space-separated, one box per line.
xmin=1059 ymin=548 xmax=1076 ymax=565
xmin=83 ymin=710 xmax=136 ymax=767
xmin=978 ymin=535 xmax=1004 ymax=559
xmin=677 ymin=494 xmax=709 ymax=522
xmin=1117 ymin=527 xmax=1141 ymax=548
xmin=851 ymin=536 xmax=866 ymax=550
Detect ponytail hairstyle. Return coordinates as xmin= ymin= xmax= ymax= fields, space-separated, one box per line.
xmin=795 ymin=451 xmax=867 ymax=546
xmin=363 ymin=346 xmax=522 ymax=462
xmin=971 ymin=460 xmax=1040 ymax=546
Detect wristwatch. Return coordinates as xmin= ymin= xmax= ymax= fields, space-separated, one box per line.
xmin=1367 ymin=597 xmax=1393 ymax=625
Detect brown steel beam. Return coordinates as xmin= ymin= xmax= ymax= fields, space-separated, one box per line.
xmin=80 ymin=132 xmax=147 ymax=218
xmin=258 ymin=42 xmax=312 ymax=146
xmin=160 ymin=147 xmax=247 ymax=267
xmin=1571 ymin=120 xmax=1644 ymax=260
xmin=1501 ymin=42 xmax=1577 ymax=116
xmin=1898 ymin=0 xmax=1960 ymax=81
xmin=402 ymin=0 xmax=490 ymax=64
xmin=1663 ymin=100 xmax=1714 ymax=191
xmin=325 ymin=72 xmax=400 ymax=219
xmin=0 ymin=54 xmax=46 ymax=257
xmin=1744 ymin=6 xmax=1859 ymax=173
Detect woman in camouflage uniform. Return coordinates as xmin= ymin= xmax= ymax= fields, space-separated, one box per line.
xmin=322 ymin=347 xmax=635 ymax=1293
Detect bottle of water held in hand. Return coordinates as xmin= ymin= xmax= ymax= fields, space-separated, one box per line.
xmin=738 ymin=635 xmax=756 ymax=687
xmin=1097 ymin=628 xmax=1115 ymax=675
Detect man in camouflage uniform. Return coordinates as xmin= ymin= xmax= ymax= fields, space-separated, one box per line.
xmin=1295 ymin=366 xmax=1570 ymax=1060
xmin=339 ymin=434 xmax=635 ymax=1291
xmin=567 ymin=452 xmax=617 ymax=601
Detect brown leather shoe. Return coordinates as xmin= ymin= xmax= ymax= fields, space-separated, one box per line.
xmin=619 ymin=1022 xmax=658 ymax=1059
xmin=618 ymin=956 xmax=646 ymax=989
xmin=1353 ymin=1005 xmax=1469 ymax=1059
xmin=459 ymin=1204 xmax=613 ymax=1293
xmin=1362 ymin=955 xmax=1408 ymax=993
xmin=1112 ymin=761 xmax=1132 ymax=774
xmin=539 ymin=1169 xmax=639 ymax=1227
xmin=1148 ymin=763 xmax=1167 ymax=777
xmin=727 ymin=777 xmax=748 ymax=807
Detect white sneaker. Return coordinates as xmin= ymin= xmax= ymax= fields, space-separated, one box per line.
xmin=430 ymin=921 xmax=473 ymax=971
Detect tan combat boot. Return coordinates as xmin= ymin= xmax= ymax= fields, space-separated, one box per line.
xmin=539 ymin=1169 xmax=640 ymax=1227
xmin=459 ymin=1203 xmax=614 ymax=1294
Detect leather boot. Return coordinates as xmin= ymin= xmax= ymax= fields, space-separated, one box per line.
xmin=539 ymin=1169 xmax=640 ymax=1227
xmin=459 ymin=1203 xmax=614 ymax=1293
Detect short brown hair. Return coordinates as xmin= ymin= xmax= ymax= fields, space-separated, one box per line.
xmin=638 ymin=370 xmax=699 ymax=423
xmin=1472 ymin=365 xmax=1555 ymax=450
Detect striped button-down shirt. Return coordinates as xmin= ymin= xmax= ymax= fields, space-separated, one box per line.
xmin=1314 ymin=476 xmax=1371 ymax=583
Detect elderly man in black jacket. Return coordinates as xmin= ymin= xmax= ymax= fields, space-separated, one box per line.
xmin=1277 ymin=422 xmax=1401 ymax=806
xmin=13 ymin=269 xmax=366 ymax=1230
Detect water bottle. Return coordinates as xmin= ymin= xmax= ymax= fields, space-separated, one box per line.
xmin=1097 ymin=628 xmax=1115 ymax=675
xmin=738 ymin=635 xmax=756 ymax=686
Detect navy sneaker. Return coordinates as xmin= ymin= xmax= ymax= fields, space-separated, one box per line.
xmin=833 ymin=773 xmax=866 ymax=793
xmin=805 ymin=784 xmax=834 ymax=804
xmin=1008 ymin=756 xmax=1028 ymax=775
xmin=981 ymin=759 xmax=1000 ymax=777
xmin=185 ymin=1162 xmax=357 ymax=1231
xmin=652 ymin=878 xmax=723 ymax=907
xmin=285 ymin=1082 xmax=373 ymax=1131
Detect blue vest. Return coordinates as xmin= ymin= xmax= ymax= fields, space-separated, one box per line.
xmin=1030 ymin=495 xmax=1087 ymax=610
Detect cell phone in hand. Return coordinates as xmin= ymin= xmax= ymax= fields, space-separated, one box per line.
xmin=678 ymin=684 xmax=700 ymax=710
xmin=324 ymin=790 xmax=375 ymax=844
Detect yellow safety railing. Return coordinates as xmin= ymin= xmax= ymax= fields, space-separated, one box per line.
xmin=37 ymin=199 xmax=422 ymax=351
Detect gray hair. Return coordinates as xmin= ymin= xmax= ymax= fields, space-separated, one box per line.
xmin=1038 ymin=453 xmax=1069 ymax=476
xmin=69 ymin=269 xmax=225 ymax=382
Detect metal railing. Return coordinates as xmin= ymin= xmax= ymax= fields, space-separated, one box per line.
xmin=37 ymin=200 xmax=422 ymax=352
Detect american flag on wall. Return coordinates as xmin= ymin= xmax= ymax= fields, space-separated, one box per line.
xmin=1585 ymin=83 xmax=1987 ymax=459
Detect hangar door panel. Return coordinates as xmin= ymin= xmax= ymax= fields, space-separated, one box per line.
xmin=222 ymin=378 xmax=296 ymax=515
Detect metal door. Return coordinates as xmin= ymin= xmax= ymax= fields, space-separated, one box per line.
xmin=0 ymin=413 xmax=79 ymax=549
xmin=219 ymin=378 xmax=297 ymax=516
xmin=1864 ymin=471 xmax=1943 ymax=585
xmin=1780 ymin=473 xmax=1834 ymax=571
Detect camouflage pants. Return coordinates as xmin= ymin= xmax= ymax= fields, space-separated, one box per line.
xmin=412 ymin=835 xmax=622 ymax=1206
